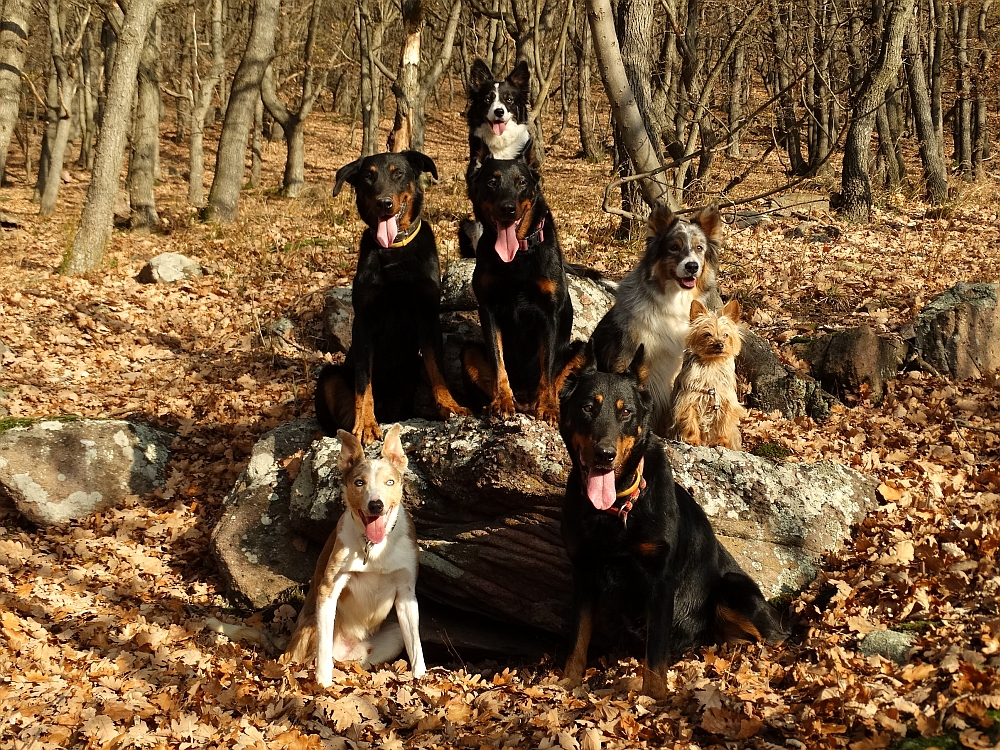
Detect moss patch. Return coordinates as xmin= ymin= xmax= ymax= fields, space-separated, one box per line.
xmin=892 ymin=620 xmax=942 ymax=633
xmin=752 ymin=442 xmax=793 ymax=461
xmin=0 ymin=415 xmax=81 ymax=435
xmin=889 ymin=736 xmax=960 ymax=750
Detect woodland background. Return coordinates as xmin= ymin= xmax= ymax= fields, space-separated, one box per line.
xmin=1 ymin=0 xmax=1000 ymax=748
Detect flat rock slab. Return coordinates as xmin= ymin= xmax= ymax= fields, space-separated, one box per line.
xmin=0 ymin=419 xmax=172 ymax=525
xmin=915 ymin=282 xmax=1000 ymax=380
xmin=136 ymin=252 xmax=204 ymax=284
xmin=215 ymin=416 xmax=876 ymax=637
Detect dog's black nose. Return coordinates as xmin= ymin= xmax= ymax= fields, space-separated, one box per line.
xmin=684 ymin=261 xmax=700 ymax=275
xmin=376 ymin=197 xmax=394 ymax=214
xmin=367 ymin=499 xmax=384 ymax=515
xmin=499 ymin=200 xmax=517 ymax=219
xmin=494 ymin=108 xmax=505 ymax=118
xmin=594 ymin=444 xmax=617 ymax=466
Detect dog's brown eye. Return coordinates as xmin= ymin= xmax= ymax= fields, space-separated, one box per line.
xmin=504 ymin=96 xmax=513 ymax=104
xmin=583 ymin=403 xmax=593 ymax=413
xmin=354 ymin=478 xmax=365 ymax=486
xmin=622 ymin=408 xmax=632 ymax=418
xmin=487 ymin=178 xmax=498 ymax=189
xmin=386 ymin=479 xmax=394 ymax=485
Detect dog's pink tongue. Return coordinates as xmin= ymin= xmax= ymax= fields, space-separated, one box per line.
xmin=365 ymin=515 xmax=388 ymax=544
xmin=495 ymin=222 xmax=519 ymax=262
xmin=492 ymin=121 xmax=506 ymax=136
xmin=376 ymin=216 xmax=398 ymax=248
xmin=586 ymin=469 xmax=617 ymax=510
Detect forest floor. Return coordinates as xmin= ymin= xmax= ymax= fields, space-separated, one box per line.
xmin=1 ymin=110 xmax=1000 ymax=750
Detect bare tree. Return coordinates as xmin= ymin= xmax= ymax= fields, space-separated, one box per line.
xmin=128 ymin=14 xmax=160 ymax=229
xmin=204 ymin=0 xmax=281 ymax=222
xmin=63 ymin=0 xmax=161 ymax=275
xmin=184 ymin=0 xmax=225 ymax=207
xmin=0 ymin=0 xmax=31 ymax=185
xmin=904 ymin=20 xmax=948 ymax=204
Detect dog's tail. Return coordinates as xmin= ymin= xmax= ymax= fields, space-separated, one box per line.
xmin=564 ymin=262 xmax=619 ymax=294
xmin=713 ymin=572 xmax=788 ymax=646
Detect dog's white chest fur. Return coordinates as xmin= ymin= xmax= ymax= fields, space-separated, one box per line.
xmin=474 ymin=121 xmax=531 ymax=160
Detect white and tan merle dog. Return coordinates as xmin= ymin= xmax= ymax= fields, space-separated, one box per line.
xmin=589 ymin=205 xmax=722 ymax=436
xmin=283 ymin=424 xmax=425 ymax=686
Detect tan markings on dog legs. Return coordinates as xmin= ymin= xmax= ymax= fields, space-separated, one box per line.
xmin=353 ymin=379 xmax=382 ymax=446
xmin=534 ymin=341 xmax=560 ymax=425
xmin=564 ymin=604 xmax=593 ymax=684
xmin=536 ymin=278 xmax=557 ymax=295
xmin=283 ymin=529 xmax=347 ymax=665
xmin=422 ymin=349 xmax=471 ymax=419
xmin=488 ymin=329 xmax=517 ymax=418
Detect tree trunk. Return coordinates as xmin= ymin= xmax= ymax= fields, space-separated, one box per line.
xmin=0 ymin=0 xmax=31 ymax=185
xmin=250 ymin=95 xmax=263 ymax=188
xmin=952 ymin=0 xmax=972 ymax=178
xmin=63 ymin=0 xmax=160 ymax=276
xmin=875 ymin=101 xmax=902 ymax=190
xmin=128 ymin=14 xmax=160 ymax=230
xmin=35 ymin=69 xmax=58 ymax=204
xmin=204 ymin=0 xmax=281 ymax=222
xmin=586 ymin=0 xmax=669 ymax=207
xmin=770 ymin=0 xmax=807 ymax=175
xmin=388 ymin=0 xmax=422 ymax=152
xmin=409 ymin=0 xmax=461 ymax=153
xmin=188 ymin=0 xmax=225 ymax=207
xmin=929 ymin=0 xmax=944 ymax=141
xmin=838 ymin=0 xmax=915 ymax=223
xmin=573 ymin=13 xmax=602 ymax=161
xmin=725 ymin=3 xmax=744 ymax=158
xmin=904 ymin=24 xmax=948 ymax=204
xmin=76 ymin=26 xmax=96 ymax=170
xmin=356 ymin=0 xmax=385 ymax=158
xmin=971 ymin=0 xmax=992 ymax=181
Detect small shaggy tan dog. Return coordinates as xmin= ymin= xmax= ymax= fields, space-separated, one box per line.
xmin=669 ymin=299 xmax=746 ymax=449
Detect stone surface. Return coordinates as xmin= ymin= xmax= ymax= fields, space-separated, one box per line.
xmin=209 ymin=419 xmax=321 ymax=609
xmin=215 ymin=415 xmax=876 ymax=636
xmin=915 ymin=282 xmax=1000 ymax=380
xmin=322 ymin=286 xmax=353 ymax=353
xmin=805 ymin=327 xmax=907 ymax=404
xmin=136 ymin=252 xmax=204 ymax=285
xmin=858 ymin=629 xmax=915 ymax=664
xmin=738 ymin=329 xmax=839 ymax=420
xmin=0 ymin=420 xmax=172 ymax=525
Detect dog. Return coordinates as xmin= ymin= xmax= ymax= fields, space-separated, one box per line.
xmin=558 ymin=343 xmax=785 ymax=698
xmin=316 ymin=151 xmax=469 ymax=446
xmin=467 ymin=57 xmax=531 ymax=163
xmin=670 ymin=299 xmax=746 ymax=449
xmin=283 ymin=424 xmax=426 ymax=686
xmin=460 ymin=144 xmax=574 ymax=424
xmin=589 ymin=204 xmax=722 ymax=436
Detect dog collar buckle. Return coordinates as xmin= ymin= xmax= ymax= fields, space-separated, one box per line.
xmin=517 ymin=219 xmax=546 ymax=251
xmin=608 ymin=457 xmax=646 ymax=526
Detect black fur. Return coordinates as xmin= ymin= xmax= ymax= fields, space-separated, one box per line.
xmin=460 ymin=145 xmax=573 ymax=424
xmin=317 ymin=151 xmax=467 ymax=445
xmin=558 ymin=342 xmax=786 ymax=696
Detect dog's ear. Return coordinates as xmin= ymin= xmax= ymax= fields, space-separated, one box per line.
xmin=721 ymin=298 xmax=741 ymax=323
xmin=628 ymin=344 xmax=650 ymax=389
xmin=401 ymin=150 xmax=438 ymax=181
xmin=507 ymin=59 xmax=530 ymax=91
xmin=337 ymin=429 xmax=365 ymax=474
xmin=517 ymin=139 xmax=541 ymax=180
xmin=647 ymin=204 xmax=678 ymax=237
xmin=380 ymin=423 xmax=408 ymax=472
xmin=468 ymin=139 xmax=492 ymax=181
xmin=556 ymin=341 xmax=589 ymax=400
xmin=469 ymin=58 xmax=494 ymax=91
xmin=692 ymin=203 xmax=723 ymax=244
xmin=689 ymin=299 xmax=709 ymax=322
xmin=333 ymin=158 xmax=363 ymax=197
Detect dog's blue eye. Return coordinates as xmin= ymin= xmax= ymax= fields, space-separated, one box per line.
xmin=354 ymin=479 xmax=365 ymax=486
xmin=386 ymin=479 xmax=394 ymax=485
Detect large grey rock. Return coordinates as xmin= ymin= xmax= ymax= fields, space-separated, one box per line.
xmin=215 ymin=415 xmax=876 ymax=636
xmin=0 ymin=419 xmax=172 ymax=525
xmin=136 ymin=252 xmax=204 ymax=284
xmin=858 ymin=629 xmax=915 ymax=664
xmin=805 ymin=327 xmax=907 ymax=405
xmin=209 ymin=419 xmax=320 ymax=609
xmin=738 ymin=329 xmax=839 ymax=420
xmin=915 ymin=282 xmax=1000 ymax=379
xmin=322 ymin=286 xmax=353 ymax=353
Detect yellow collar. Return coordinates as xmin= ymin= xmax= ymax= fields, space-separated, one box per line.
xmin=617 ymin=457 xmax=645 ymax=499
xmin=389 ymin=219 xmax=421 ymax=247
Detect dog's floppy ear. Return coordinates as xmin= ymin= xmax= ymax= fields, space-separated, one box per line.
xmin=628 ymin=344 xmax=650 ymax=389
xmin=380 ymin=423 xmax=408 ymax=472
xmin=689 ymin=299 xmax=709 ymax=322
xmin=692 ymin=203 xmax=723 ymax=244
xmin=469 ymin=58 xmax=494 ymax=91
xmin=647 ymin=204 xmax=678 ymax=236
xmin=333 ymin=158 xmax=363 ymax=197
xmin=721 ymin=298 xmax=741 ymax=323
xmin=507 ymin=59 xmax=530 ymax=91
xmin=401 ymin=150 xmax=438 ymax=181
xmin=337 ymin=429 xmax=365 ymax=474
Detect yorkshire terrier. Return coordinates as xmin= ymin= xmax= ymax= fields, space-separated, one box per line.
xmin=669 ymin=299 xmax=746 ymax=449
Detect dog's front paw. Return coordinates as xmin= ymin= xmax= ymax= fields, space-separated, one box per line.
xmin=316 ymin=662 xmax=334 ymax=688
xmin=487 ymin=394 xmax=517 ymax=419
xmin=438 ymin=401 xmax=472 ymax=420
xmin=533 ymin=401 xmax=560 ymax=426
xmin=353 ymin=418 xmax=383 ymax=446
xmin=411 ymin=661 xmax=426 ymax=679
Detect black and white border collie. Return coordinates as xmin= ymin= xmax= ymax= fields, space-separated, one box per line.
xmin=467 ymin=58 xmax=531 ymax=162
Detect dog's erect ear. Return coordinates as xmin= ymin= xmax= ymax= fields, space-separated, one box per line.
xmin=333 ymin=158 xmax=363 ymax=197
xmin=556 ymin=341 xmax=589 ymax=400
xmin=689 ymin=299 xmax=709 ymax=322
xmin=469 ymin=58 xmax=494 ymax=91
xmin=692 ymin=204 xmax=723 ymax=243
xmin=628 ymin=344 xmax=650 ymax=388
xmin=337 ymin=429 xmax=365 ymax=474
xmin=517 ymin=139 xmax=541 ymax=179
xmin=401 ymin=150 xmax=438 ymax=181
xmin=507 ymin=60 xmax=530 ymax=91
xmin=380 ymin=423 xmax=408 ymax=472
xmin=721 ymin=298 xmax=741 ymax=323
xmin=647 ymin=204 xmax=678 ymax=237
